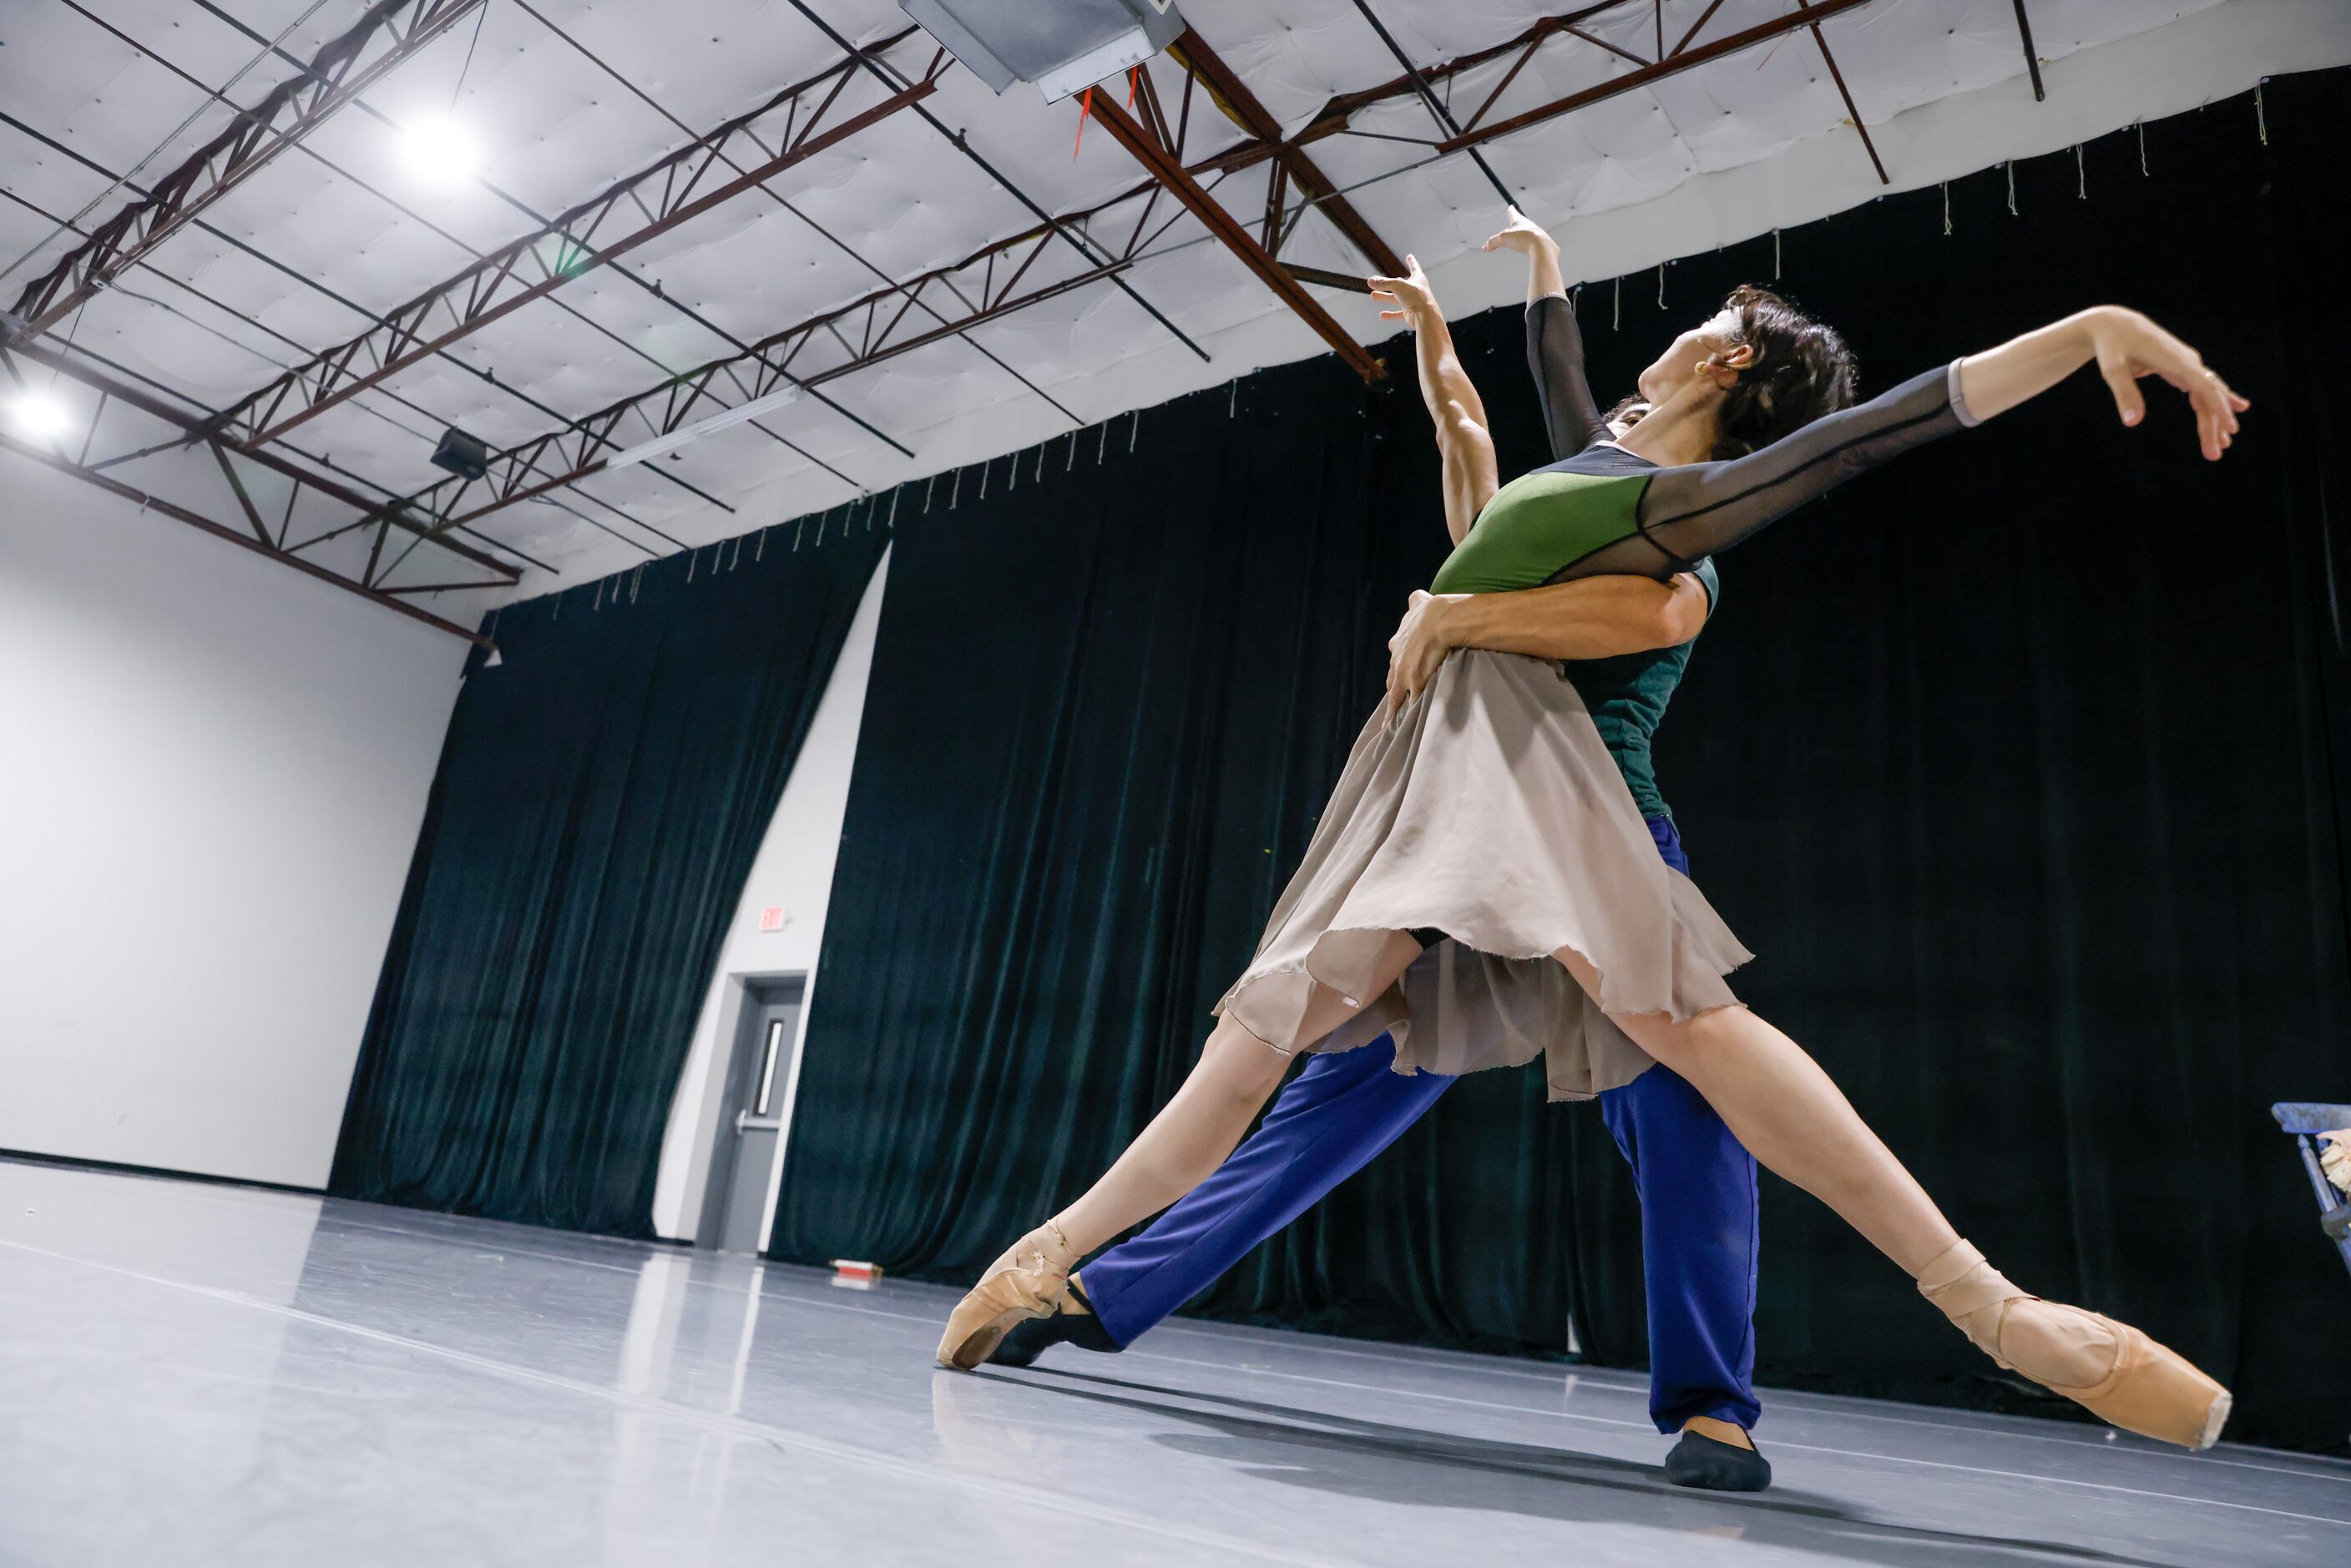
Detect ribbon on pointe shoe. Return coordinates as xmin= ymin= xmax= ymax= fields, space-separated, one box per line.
xmin=1914 ymin=1237 xmax=2230 ymax=1449
xmin=936 ymin=1220 xmax=1079 ymax=1372
xmin=1914 ymin=1239 xmax=2028 ymax=1366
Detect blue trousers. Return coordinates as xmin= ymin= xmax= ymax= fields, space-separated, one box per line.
xmin=1081 ymin=816 xmax=1762 ymax=1433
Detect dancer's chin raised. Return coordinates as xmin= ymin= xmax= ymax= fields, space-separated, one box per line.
xmin=1918 ymin=1239 xmax=2230 ymax=1449
xmin=935 ymin=1221 xmax=1079 ymax=1371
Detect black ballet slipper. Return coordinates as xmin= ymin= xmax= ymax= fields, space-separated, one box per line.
xmin=1663 ymin=1429 xmax=1772 ymax=1493
xmin=987 ymin=1281 xmax=1122 ymax=1368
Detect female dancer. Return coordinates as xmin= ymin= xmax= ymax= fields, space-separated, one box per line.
xmin=938 ymin=217 xmax=2246 ymax=1450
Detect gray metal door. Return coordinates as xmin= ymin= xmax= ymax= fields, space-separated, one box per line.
xmin=713 ymin=985 xmax=800 ymax=1253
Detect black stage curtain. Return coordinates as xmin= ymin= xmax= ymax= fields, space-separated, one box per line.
xmin=332 ymin=523 xmax=886 ymax=1236
xmin=776 ymin=78 xmax=2349 ymax=1452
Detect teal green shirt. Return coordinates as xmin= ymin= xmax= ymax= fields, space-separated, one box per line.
xmin=1428 ymin=441 xmax=1716 ymax=822
xmin=1566 ymin=557 xmax=1715 ymax=823
xmin=1428 ymin=458 xmax=1713 ymax=823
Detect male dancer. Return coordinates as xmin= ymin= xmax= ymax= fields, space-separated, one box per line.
xmin=981 ymin=216 xmax=1780 ymax=1495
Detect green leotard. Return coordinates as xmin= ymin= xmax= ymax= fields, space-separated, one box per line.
xmin=1425 ymin=295 xmax=1979 ymax=818
xmin=1432 ymin=467 xmax=1656 ymax=595
xmin=1432 ymin=296 xmax=1978 ymax=600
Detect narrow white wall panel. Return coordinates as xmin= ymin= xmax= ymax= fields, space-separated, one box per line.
xmin=651 ymin=545 xmax=892 ymax=1242
xmin=0 ymin=456 xmax=468 ymax=1188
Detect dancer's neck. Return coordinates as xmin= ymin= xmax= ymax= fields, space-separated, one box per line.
xmin=1615 ymin=388 xmax=1721 ymax=468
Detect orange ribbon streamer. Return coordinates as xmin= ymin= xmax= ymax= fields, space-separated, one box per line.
xmin=1074 ymin=68 xmax=1142 ymax=159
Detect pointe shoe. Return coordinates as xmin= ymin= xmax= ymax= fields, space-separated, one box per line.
xmin=935 ymin=1222 xmax=1078 ymax=1371
xmin=991 ymin=1275 xmax=1120 ymax=1368
xmin=1917 ymin=1240 xmax=2231 ymax=1450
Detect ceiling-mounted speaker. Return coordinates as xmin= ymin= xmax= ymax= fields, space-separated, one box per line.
xmin=430 ymin=425 xmax=490 ymax=480
xmin=899 ymin=0 xmax=1183 ymax=104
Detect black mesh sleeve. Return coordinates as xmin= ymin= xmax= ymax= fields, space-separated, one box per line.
xmin=1545 ymin=362 xmax=1975 ymax=583
xmin=1527 ymin=294 xmax=1612 ymax=460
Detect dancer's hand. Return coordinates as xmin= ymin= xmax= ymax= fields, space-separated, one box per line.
xmin=2080 ymin=306 xmax=2249 ymax=461
xmin=1484 ymin=205 xmax=1567 ymax=304
xmin=1385 ymin=589 xmax=1464 ymax=714
xmin=1958 ymin=306 xmax=2249 ymax=460
xmin=1368 ymin=255 xmax=1440 ymax=327
xmin=1481 ymin=205 xmax=1557 ymax=260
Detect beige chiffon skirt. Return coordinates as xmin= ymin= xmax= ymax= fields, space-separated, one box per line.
xmin=1216 ymin=650 xmax=1752 ymax=1100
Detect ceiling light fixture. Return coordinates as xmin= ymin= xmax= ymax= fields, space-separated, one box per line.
xmin=603 ymin=385 xmax=803 ymax=471
xmin=900 ymin=0 xmax=1181 ymax=104
xmin=402 ymin=115 xmax=481 ymax=186
xmin=7 ymin=390 xmax=73 ymax=440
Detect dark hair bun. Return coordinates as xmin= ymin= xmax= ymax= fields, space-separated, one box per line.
xmin=1713 ymin=286 xmax=1859 ymax=459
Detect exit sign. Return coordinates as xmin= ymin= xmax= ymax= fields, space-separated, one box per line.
xmin=757 ymin=906 xmax=786 ymax=933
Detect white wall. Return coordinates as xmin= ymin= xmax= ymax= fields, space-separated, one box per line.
xmin=650 ymin=544 xmax=891 ymax=1242
xmin=0 ymin=456 xmax=469 ymax=1188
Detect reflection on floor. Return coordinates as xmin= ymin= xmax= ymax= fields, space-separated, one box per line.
xmin=1 ymin=1156 xmax=2342 ymax=1566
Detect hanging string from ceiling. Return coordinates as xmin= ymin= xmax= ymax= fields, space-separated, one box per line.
xmin=536 ymin=87 xmax=2300 ymax=622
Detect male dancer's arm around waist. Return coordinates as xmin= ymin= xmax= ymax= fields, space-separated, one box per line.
xmin=1385 ymin=573 xmax=1709 ymax=711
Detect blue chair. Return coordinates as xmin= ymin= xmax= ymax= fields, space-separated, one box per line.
xmin=2273 ymin=1102 xmax=2351 ymax=1285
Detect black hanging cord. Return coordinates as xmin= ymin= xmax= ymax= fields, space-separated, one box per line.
xmin=451 ymin=0 xmax=490 ymax=113
xmin=1346 ymin=0 xmax=1515 ymax=205
xmin=2010 ymin=0 xmax=2045 ymax=102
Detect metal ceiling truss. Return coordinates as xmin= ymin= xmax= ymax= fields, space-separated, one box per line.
xmin=333 ymin=21 xmax=1426 ymax=535
xmin=1086 ymin=65 xmax=1387 ymax=382
xmin=1188 ymin=0 xmax=1888 ymax=186
xmin=2 ymin=78 xmax=732 ymax=529
xmin=214 ymin=34 xmax=948 ymax=447
xmin=1164 ymin=27 xmax=1404 ymax=278
xmin=1345 ymin=0 xmax=1518 ymax=204
xmin=2011 ymin=1 xmax=2047 ymax=102
xmin=364 ymin=204 xmax=1166 ymax=538
xmin=9 ymin=0 xmax=488 ymax=338
xmin=1125 ymin=2 xmax=1903 ymax=355
xmin=2 ymin=0 xmax=1910 ymax=604
xmin=504 ymin=5 xmax=1077 ymax=432
xmin=784 ymin=0 xmax=1206 ymax=367
xmin=136 ymin=0 xmax=903 ymax=478
xmin=1790 ymin=2 xmax=1888 ymax=185
xmin=1424 ymin=0 xmax=1883 ymax=180
xmin=1 ymin=339 xmax=513 ymax=645
xmin=382 ymin=23 xmax=1421 ymax=538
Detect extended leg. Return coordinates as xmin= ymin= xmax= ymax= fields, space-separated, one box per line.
xmin=1074 ymin=1035 xmax=1454 ymax=1348
xmin=1562 ymin=962 xmax=1953 ymax=1273
xmin=1049 ymin=928 xmax=1427 ymax=1259
xmin=937 ymin=930 xmax=1425 ymax=1368
xmin=1553 ymin=947 xmax=2231 ymax=1449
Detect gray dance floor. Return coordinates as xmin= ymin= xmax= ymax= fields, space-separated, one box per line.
xmin=2 ymin=1157 xmax=2342 ymax=1566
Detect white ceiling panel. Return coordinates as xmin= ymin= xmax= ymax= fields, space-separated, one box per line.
xmin=3 ymin=0 xmax=2343 ymax=615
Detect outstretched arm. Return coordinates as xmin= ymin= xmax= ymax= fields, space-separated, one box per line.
xmin=1385 ymin=573 xmax=1711 ymax=710
xmin=1484 ymin=207 xmax=1610 ymax=458
xmin=1958 ymin=306 xmax=2246 ymax=455
xmin=1555 ymin=306 xmax=2250 ymax=584
xmin=1371 ymin=255 xmax=1495 ymax=546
